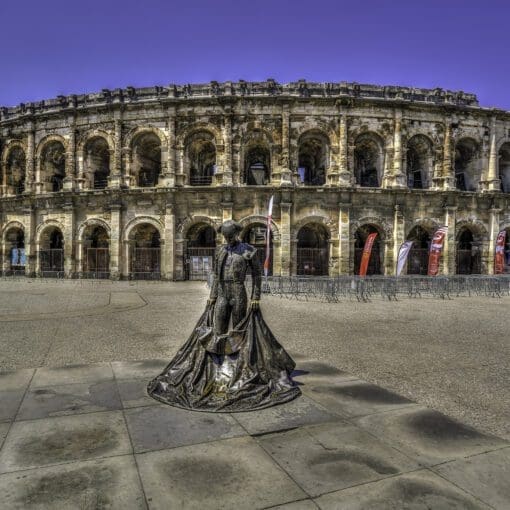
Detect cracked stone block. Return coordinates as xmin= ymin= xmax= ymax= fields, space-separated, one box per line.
xmin=31 ymin=363 xmax=114 ymax=388
xmin=0 ymin=455 xmax=146 ymax=509
xmin=136 ymin=436 xmax=306 ymax=509
xmin=17 ymin=381 xmax=122 ymax=420
xmin=0 ymin=410 xmax=132 ymax=473
xmin=258 ymin=422 xmax=419 ymax=497
xmin=0 ymin=390 xmax=25 ymax=422
xmin=314 ymin=469 xmax=490 ymax=509
xmin=0 ymin=369 xmax=34 ymax=391
xmin=302 ymin=379 xmax=416 ymax=417
xmin=233 ymin=395 xmax=341 ymax=435
xmin=111 ymin=359 xmax=168 ymax=380
xmin=124 ymin=404 xmax=246 ymax=452
xmin=353 ymin=406 xmax=508 ymax=465
xmin=117 ymin=378 xmax=160 ymax=409
xmin=433 ymin=447 xmax=510 ymax=510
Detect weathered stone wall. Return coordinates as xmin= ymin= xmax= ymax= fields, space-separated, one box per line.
xmin=0 ymin=80 xmax=509 ymax=278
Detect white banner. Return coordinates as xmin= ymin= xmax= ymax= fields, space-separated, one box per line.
xmin=396 ymin=241 xmax=414 ymax=276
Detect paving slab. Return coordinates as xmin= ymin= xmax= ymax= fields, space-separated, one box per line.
xmin=117 ymin=378 xmax=160 ymax=409
xmin=0 ymin=423 xmax=9 ymax=449
xmin=268 ymin=500 xmax=319 ymax=509
xmin=124 ymin=404 xmax=246 ymax=453
xmin=0 ymin=390 xmax=25 ymax=422
xmin=17 ymin=381 xmax=122 ymax=421
xmin=0 ymin=455 xmax=146 ymax=509
xmin=302 ymin=379 xmax=416 ymax=417
xmin=111 ymin=359 xmax=168 ymax=380
xmin=233 ymin=395 xmax=341 ymax=435
xmin=291 ymin=360 xmax=358 ymax=386
xmin=433 ymin=446 xmax=510 ymax=510
xmin=136 ymin=435 xmax=306 ymax=509
xmin=258 ymin=422 xmax=419 ymax=497
xmin=0 ymin=369 xmax=34 ymax=391
xmin=0 ymin=410 xmax=132 ymax=473
xmin=353 ymin=406 xmax=508 ymax=465
xmin=313 ymin=469 xmax=491 ymax=509
xmin=30 ymin=363 xmax=114 ymax=388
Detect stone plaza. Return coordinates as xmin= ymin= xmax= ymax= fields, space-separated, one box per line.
xmin=0 ymin=279 xmax=509 ymax=508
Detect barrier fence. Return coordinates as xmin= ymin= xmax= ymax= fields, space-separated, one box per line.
xmin=257 ymin=275 xmax=510 ymax=301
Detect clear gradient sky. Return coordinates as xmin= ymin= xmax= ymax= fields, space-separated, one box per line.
xmin=1 ymin=0 xmax=509 ymax=109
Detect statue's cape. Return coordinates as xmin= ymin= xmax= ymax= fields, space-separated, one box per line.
xmin=147 ymin=304 xmax=300 ymax=412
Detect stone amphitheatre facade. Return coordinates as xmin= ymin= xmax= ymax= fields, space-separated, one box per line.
xmin=1 ymin=80 xmax=510 ymax=280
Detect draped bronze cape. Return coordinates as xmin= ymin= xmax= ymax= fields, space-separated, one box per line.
xmin=147 ymin=304 xmax=301 ymax=412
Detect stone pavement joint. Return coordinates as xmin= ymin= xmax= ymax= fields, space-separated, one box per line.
xmin=0 ymin=358 xmax=508 ymax=509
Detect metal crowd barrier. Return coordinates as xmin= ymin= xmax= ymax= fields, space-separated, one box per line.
xmin=258 ymin=275 xmax=510 ymax=302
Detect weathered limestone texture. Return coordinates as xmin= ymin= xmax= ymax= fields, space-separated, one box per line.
xmin=1 ymin=80 xmax=509 ymax=279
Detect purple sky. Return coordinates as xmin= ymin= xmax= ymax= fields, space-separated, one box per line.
xmin=1 ymin=0 xmax=509 ymax=110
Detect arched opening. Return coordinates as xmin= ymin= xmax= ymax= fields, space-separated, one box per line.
xmin=132 ymin=133 xmax=162 ymax=187
xmin=504 ymin=227 xmax=510 ymax=273
xmin=245 ymin=145 xmax=271 ymax=185
xmin=5 ymin=147 xmax=26 ymax=195
xmin=297 ymin=131 xmax=329 ymax=185
xmin=456 ymin=228 xmax=481 ymax=274
xmin=406 ymin=135 xmax=432 ymax=189
xmin=406 ymin=226 xmax=431 ymax=275
xmin=39 ymin=227 xmax=64 ymax=276
xmin=185 ymin=223 xmax=216 ymax=280
xmin=498 ymin=142 xmax=510 ymax=193
xmin=454 ymin=138 xmax=480 ymax=191
xmin=297 ymin=224 xmax=329 ymax=276
xmin=354 ymin=134 xmax=383 ymax=187
xmin=186 ymin=131 xmax=216 ymax=186
xmin=242 ymin=223 xmax=273 ymax=275
xmin=82 ymin=225 xmax=110 ymax=278
xmin=5 ymin=227 xmax=25 ymax=274
xmin=84 ymin=137 xmax=110 ymax=190
xmin=129 ymin=224 xmax=161 ymax=279
xmin=41 ymin=141 xmax=66 ymax=192
xmin=354 ymin=225 xmax=382 ymax=275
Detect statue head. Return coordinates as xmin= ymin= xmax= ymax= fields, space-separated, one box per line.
xmin=218 ymin=220 xmax=242 ymax=244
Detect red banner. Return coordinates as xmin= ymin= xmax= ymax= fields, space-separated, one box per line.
xmin=427 ymin=226 xmax=448 ymax=276
xmin=359 ymin=232 xmax=378 ymax=276
xmin=494 ymin=230 xmax=507 ymax=274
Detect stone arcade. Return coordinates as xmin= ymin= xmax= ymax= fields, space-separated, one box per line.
xmin=1 ymin=80 xmax=510 ymax=280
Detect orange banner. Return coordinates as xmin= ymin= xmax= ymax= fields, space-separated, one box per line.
xmin=427 ymin=227 xmax=448 ymax=276
xmin=359 ymin=232 xmax=378 ymax=276
xmin=494 ymin=230 xmax=507 ymax=274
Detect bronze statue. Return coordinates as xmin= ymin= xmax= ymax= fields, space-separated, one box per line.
xmin=148 ymin=219 xmax=300 ymax=412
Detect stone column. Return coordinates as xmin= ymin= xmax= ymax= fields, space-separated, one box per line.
xmin=162 ymin=204 xmax=175 ymax=280
xmin=338 ymin=113 xmax=351 ymax=187
xmin=485 ymin=117 xmax=500 ymax=191
xmin=390 ymin=111 xmax=406 ymax=188
xmin=487 ymin=207 xmax=501 ymax=274
xmin=158 ymin=108 xmax=176 ymax=187
xmin=392 ymin=204 xmax=405 ymax=274
xmin=175 ymin=146 xmax=186 ymax=186
xmin=109 ymin=204 xmax=122 ymax=279
xmin=222 ymin=114 xmax=233 ymax=186
xmin=76 ymin=147 xmax=86 ymax=190
xmin=25 ymin=207 xmax=36 ymax=276
xmin=442 ymin=206 xmax=457 ymax=274
xmin=437 ymin=123 xmax=455 ymax=190
xmin=280 ymin=107 xmax=292 ymax=185
xmin=109 ymin=116 xmax=122 ymax=189
xmin=63 ymin=204 xmax=75 ymax=277
xmin=63 ymin=115 xmax=75 ymax=191
xmin=280 ymin=200 xmax=292 ymax=275
xmin=26 ymin=125 xmax=35 ymax=193
xmin=338 ymin=200 xmax=351 ymax=274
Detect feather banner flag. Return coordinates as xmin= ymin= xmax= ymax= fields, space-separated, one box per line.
xmin=494 ymin=229 xmax=507 ymax=274
xmin=396 ymin=241 xmax=414 ymax=276
xmin=427 ymin=226 xmax=448 ymax=276
xmin=263 ymin=195 xmax=274 ymax=277
xmin=359 ymin=232 xmax=378 ymax=276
